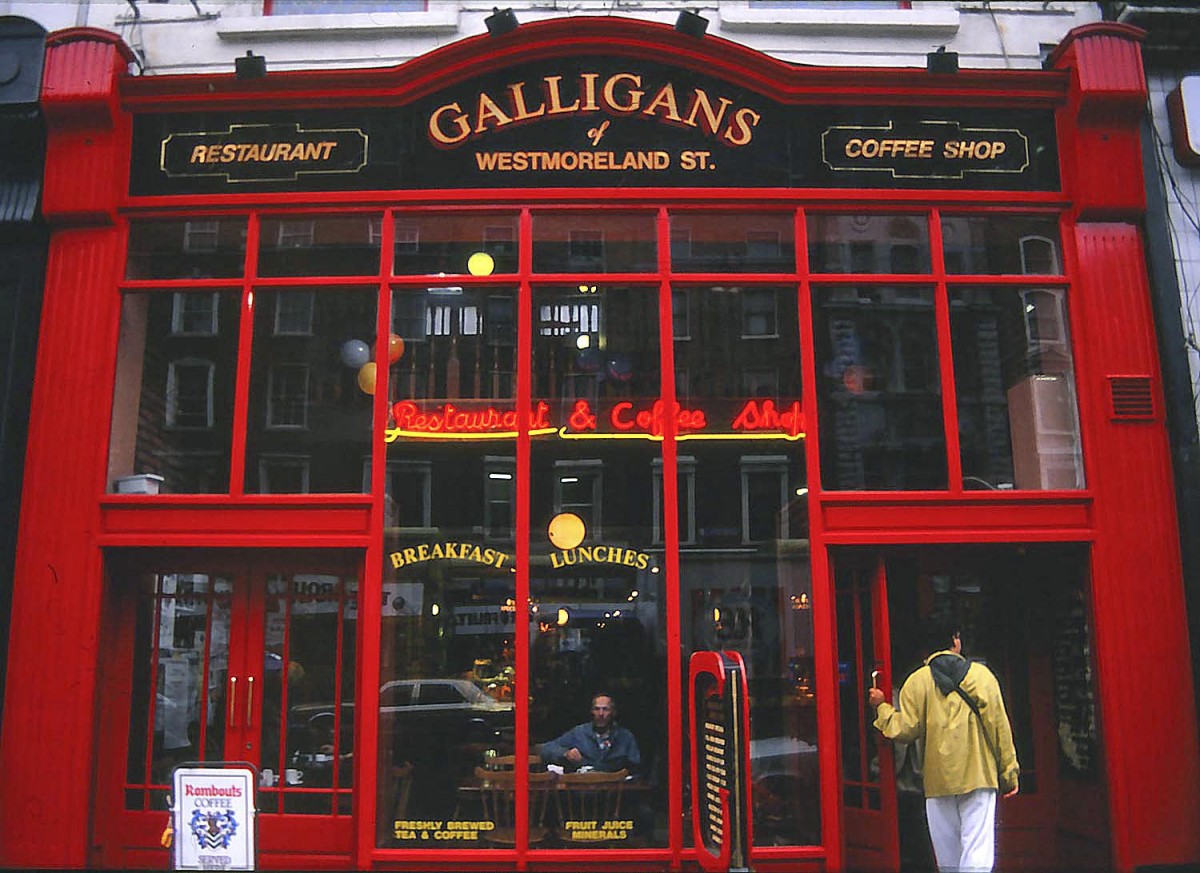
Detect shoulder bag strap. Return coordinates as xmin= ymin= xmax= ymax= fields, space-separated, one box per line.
xmin=952 ymin=684 xmax=1002 ymax=781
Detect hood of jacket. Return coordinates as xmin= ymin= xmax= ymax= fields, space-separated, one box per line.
xmin=926 ymin=651 xmax=970 ymax=696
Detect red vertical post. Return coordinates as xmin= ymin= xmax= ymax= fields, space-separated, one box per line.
xmin=0 ymin=29 xmax=136 ymax=869
xmin=1052 ymin=23 xmax=1200 ymax=872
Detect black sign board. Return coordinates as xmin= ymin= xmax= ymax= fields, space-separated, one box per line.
xmin=158 ymin=122 xmax=367 ymax=183
xmin=689 ymin=650 xmax=751 ymax=873
xmin=131 ymin=57 xmax=1059 ymax=195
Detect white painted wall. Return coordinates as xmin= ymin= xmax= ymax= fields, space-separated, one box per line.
xmin=3 ymin=1 xmax=1100 ymax=76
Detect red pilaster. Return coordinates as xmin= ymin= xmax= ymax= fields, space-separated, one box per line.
xmin=40 ymin=28 xmax=135 ymax=224
xmin=1049 ymin=23 xmax=1147 ymax=221
xmin=1070 ymin=222 xmax=1200 ymax=871
xmin=0 ymin=28 xmax=132 ymax=869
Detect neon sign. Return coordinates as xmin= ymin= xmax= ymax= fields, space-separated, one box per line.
xmin=386 ymin=398 xmax=804 ymax=443
xmin=388 ymin=400 xmax=555 ymax=441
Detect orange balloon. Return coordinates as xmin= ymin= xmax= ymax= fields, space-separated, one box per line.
xmin=387 ymin=333 xmax=405 ymax=364
xmin=357 ymin=362 xmax=377 ymax=395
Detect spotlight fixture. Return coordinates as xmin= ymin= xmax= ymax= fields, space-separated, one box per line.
xmin=926 ymin=46 xmax=959 ymax=74
xmin=485 ymin=7 xmax=519 ymax=37
xmin=235 ymin=50 xmax=266 ymax=79
xmin=675 ymin=9 xmax=709 ymax=38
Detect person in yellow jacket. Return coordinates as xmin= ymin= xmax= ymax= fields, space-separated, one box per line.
xmin=869 ymin=619 xmax=1019 ymax=873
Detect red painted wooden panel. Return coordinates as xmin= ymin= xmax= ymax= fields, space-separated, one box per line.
xmin=1070 ymin=223 xmax=1200 ymax=870
xmin=100 ymin=502 xmax=373 ymax=540
xmin=0 ymin=226 xmax=124 ymax=868
xmin=40 ymin=29 xmax=135 ymax=224
xmin=1049 ymin=23 xmax=1147 ymax=220
xmin=819 ymin=497 xmax=1092 ymax=541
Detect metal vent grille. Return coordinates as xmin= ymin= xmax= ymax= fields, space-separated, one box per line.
xmin=1108 ymin=376 xmax=1155 ymax=421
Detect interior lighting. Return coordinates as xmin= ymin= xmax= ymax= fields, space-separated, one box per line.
xmin=576 ymin=334 xmax=591 ymax=350
xmin=431 ymin=603 xmax=440 ymax=616
xmin=557 ymin=607 xmax=569 ymax=626
xmin=467 ymin=251 xmax=495 ymax=276
xmin=795 ymin=486 xmax=809 ymax=497
xmin=489 ymin=472 xmax=513 ymax=480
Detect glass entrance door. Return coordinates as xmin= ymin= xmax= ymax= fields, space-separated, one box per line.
xmin=836 ymin=556 xmax=900 ymax=872
xmin=93 ymin=553 xmax=358 ymax=869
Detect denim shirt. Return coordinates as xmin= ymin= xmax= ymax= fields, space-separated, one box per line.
xmin=540 ymin=722 xmax=641 ymax=774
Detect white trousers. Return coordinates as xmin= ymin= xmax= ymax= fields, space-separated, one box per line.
xmin=925 ymin=788 xmax=998 ymax=872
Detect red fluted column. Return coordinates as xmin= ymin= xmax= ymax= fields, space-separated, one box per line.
xmin=1053 ymin=23 xmax=1200 ymax=872
xmin=0 ymin=28 xmax=134 ymax=868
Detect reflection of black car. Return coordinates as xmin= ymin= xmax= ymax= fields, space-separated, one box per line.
xmin=380 ymin=679 xmax=515 ymax=752
xmin=289 ymin=679 xmax=515 ymax=762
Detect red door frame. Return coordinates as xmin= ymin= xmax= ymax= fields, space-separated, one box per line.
xmin=92 ymin=551 xmax=361 ymax=869
xmin=2 ymin=16 xmax=1198 ymax=873
xmin=836 ymin=557 xmax=900 ymax=873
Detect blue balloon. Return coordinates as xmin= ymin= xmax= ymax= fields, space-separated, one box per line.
xmin=340 ymin=339 xmax=370 ymax=369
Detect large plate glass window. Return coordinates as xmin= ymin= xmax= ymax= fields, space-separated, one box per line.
xmin=950 ymin=286 xmax=1083 ymax=490
xmin=671 ymin=283 xmax=817 ymax=847
xmin=108 ymin=290 xmax=241 ymax=494
xmin=244 ymin=288 xmax=376 ymax=493
xmin=377 ymin=285 xmax=519 ymax=849
xmin=528 ymin=281 xmax=668 ymax=848
xmin=811 ymin=285 xmax=945 ymax=490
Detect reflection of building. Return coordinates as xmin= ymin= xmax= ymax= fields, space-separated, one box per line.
xmin=0 ymin=7 xmax=1197 ymax=873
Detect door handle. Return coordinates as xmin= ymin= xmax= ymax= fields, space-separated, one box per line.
xmin=246 ymin=676 xmax=255 ymax=728
xmin=228 ymin=676 xmax=238 ymax=727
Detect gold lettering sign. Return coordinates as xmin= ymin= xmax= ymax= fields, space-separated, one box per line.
xmin=388 ymin=543 xmax=510 ymax=570
xmin=427 ymin=71 xmax=761 ymax=150
xmin=160 ymin=123 xmax=368 ymax=183
xmin=821 ymin=119 xmax=1029 ymax=179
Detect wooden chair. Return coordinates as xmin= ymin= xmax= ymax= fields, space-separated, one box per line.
xmin=490 ymin=753 xmax=543 ymax=771
xmin=555 ymin=769 xmax=629 ymax=846
xmin=391 ymin=762 xmax=413 ymax=822
xmin=473 ymin=766 xmax=557 ymax=846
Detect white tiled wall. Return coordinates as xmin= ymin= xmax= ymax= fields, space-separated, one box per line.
xmin=1149 ymin=71 xmax=1200 ymax=428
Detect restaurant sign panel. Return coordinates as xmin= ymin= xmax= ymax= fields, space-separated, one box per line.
xmin=131 ymin=57 xmax=1058 ymax=194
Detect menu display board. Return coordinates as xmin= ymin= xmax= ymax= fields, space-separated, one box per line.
xmin=689 ymin=651 xmax=751 ymax=873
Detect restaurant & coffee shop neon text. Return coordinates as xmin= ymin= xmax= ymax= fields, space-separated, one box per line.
xmin=386 ymin=398 xmax=804 ymax=442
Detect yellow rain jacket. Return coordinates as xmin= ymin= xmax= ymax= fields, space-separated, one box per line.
xmin=873 ymin=650 xmax=1020 ymax=798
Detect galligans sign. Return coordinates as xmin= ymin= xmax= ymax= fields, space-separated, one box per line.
xmin=130 ymin=59 xmax=1058 ymax=193
xmin=427 ymin=70 xmax=762 ymax=149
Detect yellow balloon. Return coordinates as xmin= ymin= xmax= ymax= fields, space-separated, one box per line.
xmin=357 ymin=362 xmax=377 ymax=395
xmin=548 ymin=512 xmax=586 ymax=550
xmin=467 ymin=251 xmax=496 ymax=277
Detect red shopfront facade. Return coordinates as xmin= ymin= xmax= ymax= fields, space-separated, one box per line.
xmin=1 ymin=16 xmax=1198 ymax=873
